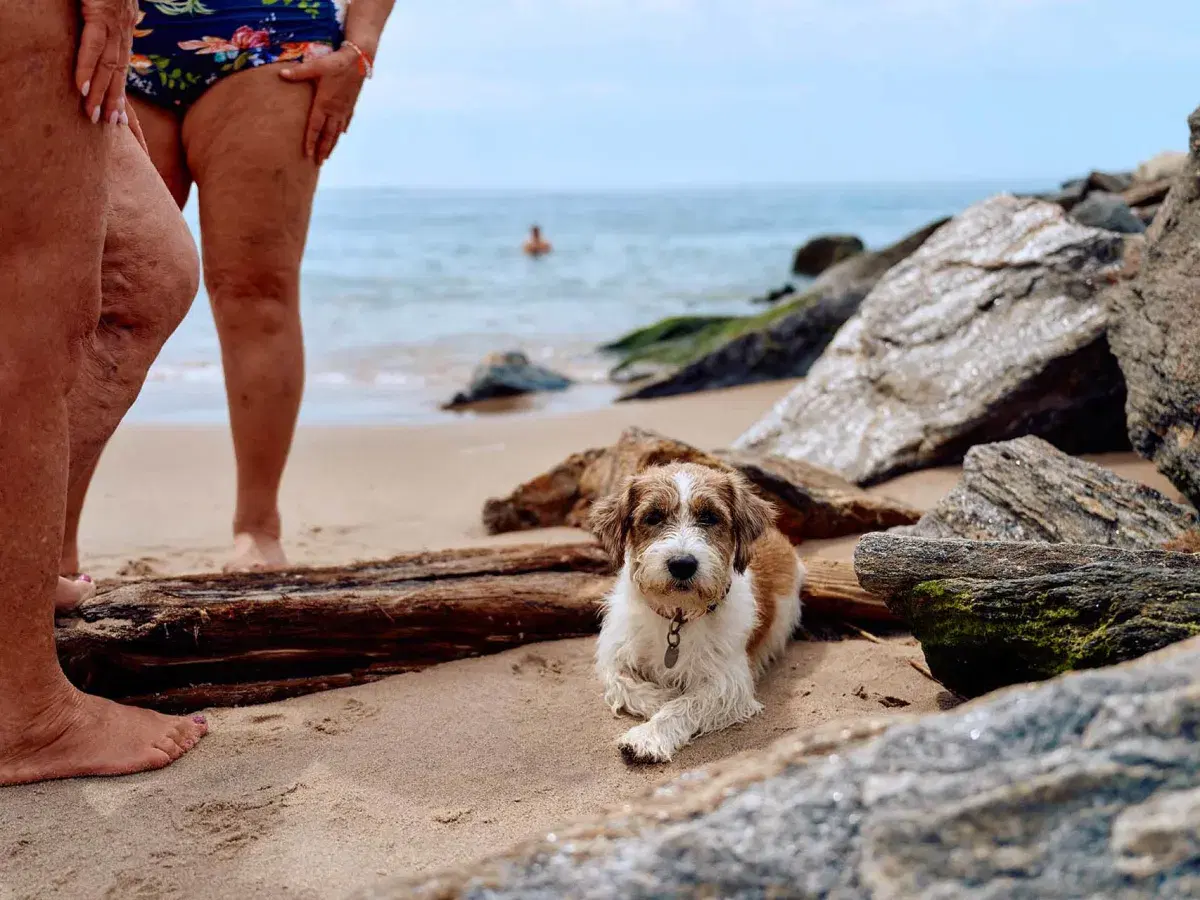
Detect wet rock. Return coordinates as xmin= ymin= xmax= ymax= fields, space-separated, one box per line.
xmin=749 ymin=283 xmax=796 ymax=305
xmin=900 ymin=436 xmax=1197 ymax=547
xmin=791 ymin=233 xmax=865 ymax=276
xmin=1108 ymin=106 xmax=1200 ymax=510
xmin=443 ymin=351 xmax=572 ymax=409
xmin=1072 ymin=191 xmax=1146 ymax=234
xmin=619 ymin=218 xmax=948 ymax=401
xmin=855 ymin=533 xmax=1200 ymax=696
xmin=481 ymin=426 xmax=920 ymax=541
xmin=382 ymin=636 xmax=1200 ymax=900
xmin=735 ymin=195 xmax=1132 ymax=485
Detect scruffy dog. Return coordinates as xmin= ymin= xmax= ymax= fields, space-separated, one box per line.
xmin=590 ymin=461 xmax=804 ymax=763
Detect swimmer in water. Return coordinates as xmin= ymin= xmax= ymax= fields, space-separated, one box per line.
xmin=523 ymin=225 xmax=553 ymax=257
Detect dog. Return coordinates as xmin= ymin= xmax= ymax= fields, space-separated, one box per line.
xmin=590 ymin=461 xmax=804 ymax=763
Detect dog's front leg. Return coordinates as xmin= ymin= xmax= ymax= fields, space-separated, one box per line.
xmin=602 ymin=669 xmax=678 ymax=719
xmin=617 ymin=666 xmax=762 ymax=764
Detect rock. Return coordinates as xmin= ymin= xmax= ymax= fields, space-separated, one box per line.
xmin=618 ymin=218 xmax=948 ymax=401
xmin=1138 ymin=203 xmax=1162 ymax=227
xmin=1085 ymin=169 xmax=1135 ymax=194
xmin=443 ymin=351 xmax=572 ymax=408
xmin=481 ymin=426 xmax=921 ymax=541
xmin=791 ymin=234 xmax=865 ymax=276
xmin=854 ymin=533 xmax=1200 ymax=696
xmin=1124 ymin=177 xmax=1173 ymax=209
xmin=1037 ymin=179 xmax=1089 ymax=212
xmin=734 ymin=195 xmax=1133 ymax=485
xmin=381 ymin=636 xmax=1200 ymax=900
xmin=900 ymin=436 xmax=1197 ymax=547
xmin=1134 ymin=150 xmax=1188 ymax=184
xmin=749 ymin=283 xmax=796 ymax=305
xmin=1072 ymin=191 xmax=1147 ymax=234
xmin=1108 ymin=106 xmax=1200 ymax=510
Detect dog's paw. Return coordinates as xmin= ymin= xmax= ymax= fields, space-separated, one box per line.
xmin=617 ymin=723 xmax=675 ymax=765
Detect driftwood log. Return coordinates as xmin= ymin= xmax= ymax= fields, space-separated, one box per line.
xmin=58 ymin=543 xmax=892 ymax=712
xmin=855 ymin=533 xmax=1200 ymax=697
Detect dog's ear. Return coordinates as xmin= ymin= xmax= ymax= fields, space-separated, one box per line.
xmin=590 ymin=478 xmax=637 ymax=566
xmin=728 ymin=473 xmax=775 ymax=574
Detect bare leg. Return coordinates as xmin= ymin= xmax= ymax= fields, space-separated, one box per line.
xmin=182 ymin=67 xmax=320 ymax=572
xmin=58 ymin=124 xmax=199 ymax=598
xmin=0 ymin=0 xmax=206 ymax=786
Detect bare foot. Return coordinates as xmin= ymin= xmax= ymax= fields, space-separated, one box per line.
xmin=0 ymin=688 xmax=208 ymax=786
xmin=55 ymin=575 xmax=95 ymax=613
xmin=225 ymin=532 xmax=288 ymax=573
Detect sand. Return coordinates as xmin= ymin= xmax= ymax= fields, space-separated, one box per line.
xmin=2 ymin=382 xmax=1176 ymax=899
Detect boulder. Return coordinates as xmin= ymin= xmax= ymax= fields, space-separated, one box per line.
xmin=443 ymin=351 xmax=572 ymax=408
xmin=383 ymin=636 xmax=1200 ymax=900
xmin=854 ymin=533 xmax=1200 ymax=697
xmin=1071 ymin=191 xmax=1146 ymax=234
xmin=900 ymin=436 xmax=1197 ymax=547
xmin=618 ymin=218 xmax=948 ymax=401
xmin=734 ymin=195 xmax=1133 ymax=485
xmin=791 ymin=234 xmax=865 ymax=276
xmin=1123 ymin=177 xmax=1173 ymax=209
xmin=1084 ymin=169 xmax=1135 ymax=194
xmin=1108 ymin=106 xmax=1200 ymax=510
xmin=1137 ymin=203 xmax=1162 ymax=227
xmin=481 ymin=426 xmax=921 ymax=541
xmin=1134 ymin=150 xmax=1188 ymax=184
xmin=749 ymin=283 xmax=796 ymax=305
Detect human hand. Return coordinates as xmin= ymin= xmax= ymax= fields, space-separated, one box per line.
xmin=76 ymin=0 xmax=138 ymax=125
xmin=278 ymin=46 xmax=368 ymax=165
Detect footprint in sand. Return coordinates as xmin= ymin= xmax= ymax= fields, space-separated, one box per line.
xmin=116 ymin=557 xmax=163 ymax=578
xmin=509 ymin=651 xmax=564 ymax=677
xmin=304 ymin=697 xmax=381 ymax=736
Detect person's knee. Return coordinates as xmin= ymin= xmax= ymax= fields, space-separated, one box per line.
xmin=206 ymin=260 xmax=299 ymax=339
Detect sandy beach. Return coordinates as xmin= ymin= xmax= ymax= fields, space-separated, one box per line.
xmin=4 ymin=382 xmax=1179 ymax=899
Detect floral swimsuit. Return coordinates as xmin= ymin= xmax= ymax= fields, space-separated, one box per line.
xmin=127 ymin=0 xmax=348 ymax=110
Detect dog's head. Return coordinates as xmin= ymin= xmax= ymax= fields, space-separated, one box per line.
xmin=590 ymin=462 xmax=775 ymax=619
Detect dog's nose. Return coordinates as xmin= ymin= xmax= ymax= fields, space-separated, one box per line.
xmin=667 ymin=555 xmax=699 ymax=581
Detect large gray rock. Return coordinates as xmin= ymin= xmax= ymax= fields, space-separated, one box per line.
xmin=791 ymin=233 xmax=865 ymax=276
xmin=1072 ymin=191 xmax=1147 ymax=234
xmin=620 ymin=218 xmax=948 ymax=401
xmin=735 ymin=195 xmax=1133 ymax=485
xmin=1108 ymin=106 xmax=1200 ymax=510
xmin=901 ymin=436 xmax=1197 ymax=547
xmin=444 ymin=351 xmax=573 ymax=408
xmin=855 ymin=534 xmax=1200 ymax=696
xmin=378 ymin=636 xmax=1200 ymax=899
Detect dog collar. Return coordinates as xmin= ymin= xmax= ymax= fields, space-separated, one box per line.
xmin=660 ymin=579 xmax=731 ymax=669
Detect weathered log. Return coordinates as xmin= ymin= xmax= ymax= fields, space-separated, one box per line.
xmin=855 ymin=533 xmax=1200 ymax=696
xmin=58 ymin=544 xmax=894 ymax=712
xmin=482 ymin=427 xmax=921 ymax=542
xmin=897 ymin=436 xmax=1197 ymax=547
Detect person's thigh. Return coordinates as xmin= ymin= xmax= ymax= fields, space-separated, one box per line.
xmin=0 ymin=0 xmax=106 ymax=375
xmin=129 ymin=96 xmax=193 ymax=210
xmin=182 ymin=65 xmax=320 ymax=300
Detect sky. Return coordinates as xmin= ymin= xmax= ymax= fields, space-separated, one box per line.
xmin=323 ymin=0 xmax=1200 ymax=189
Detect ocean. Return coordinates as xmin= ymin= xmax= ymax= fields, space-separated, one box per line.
xmin=129 ymin=181 xmax=1050 ymax=425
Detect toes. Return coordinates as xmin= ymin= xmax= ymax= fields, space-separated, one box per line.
xmin=153 ymin=737 xmax=186 ymax=761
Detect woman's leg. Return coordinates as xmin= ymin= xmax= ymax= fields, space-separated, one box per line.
xmin=0 ymin=0 xmax=206 ymax=786
xmin=58 ymin=120 xmax=200 ymax=599
xmin=182 ymin=66 xmax=321 ymax=572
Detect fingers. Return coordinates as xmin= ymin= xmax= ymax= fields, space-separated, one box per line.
xmin=303 ymin=105 xmax=326 ymax=160
xmin=126 ymin=102 xmax=149 ymax=154
xmin=279 ymin=58 xmax=329 ymax=82
xmin=315 ymin=118 xmax=345 ymax=165
xmin=76 ymin=21 xmax=127 ymax=124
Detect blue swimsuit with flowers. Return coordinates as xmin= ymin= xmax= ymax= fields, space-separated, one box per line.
xmin=127 ymin=0 xmax=347 ymax=110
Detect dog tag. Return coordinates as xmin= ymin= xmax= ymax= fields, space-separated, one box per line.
xmin=663 ymin=645 xmax=680 ymax=669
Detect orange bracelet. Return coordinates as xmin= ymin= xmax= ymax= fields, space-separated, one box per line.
xmin=342 ymin=39 xmax=374 ymax=79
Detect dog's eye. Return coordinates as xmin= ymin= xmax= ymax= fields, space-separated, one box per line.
xmin=695 ymin=509 xmax=720 ymax=527
xmin=641 ymin=510 xmax=665 ymax=527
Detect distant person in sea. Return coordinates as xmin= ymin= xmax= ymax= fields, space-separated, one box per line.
xmin=1 ymin=0 xmax=208 ymax=786
xmin=523 ymin=224 xmax=553 ymax=257
xmin=78 ymin=0 xmax=398 ymax=573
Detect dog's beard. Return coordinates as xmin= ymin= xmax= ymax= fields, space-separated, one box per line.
xmin=632 ymin=537 xmax=730 ymax=620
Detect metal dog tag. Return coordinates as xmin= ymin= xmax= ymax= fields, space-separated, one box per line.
xmin=663 ymin=645 xmax=680 ymax=669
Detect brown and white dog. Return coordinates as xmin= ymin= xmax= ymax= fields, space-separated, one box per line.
xmin=590 ymin=461 xmax=804 ymax=764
